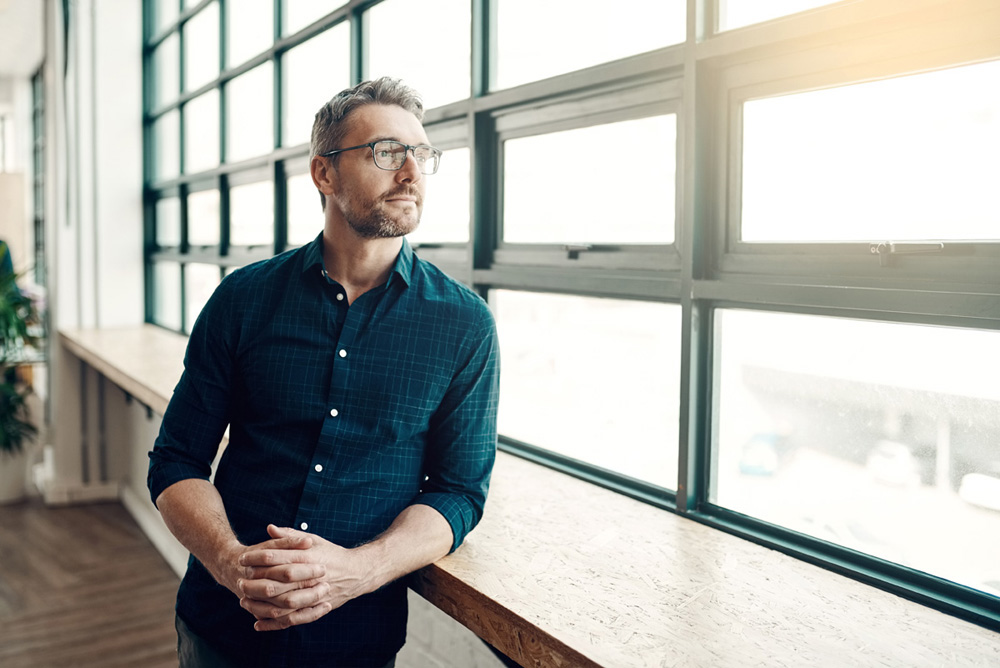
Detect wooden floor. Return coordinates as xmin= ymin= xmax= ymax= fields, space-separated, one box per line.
xmin=0 ymin=497 xmax=180 ymax=668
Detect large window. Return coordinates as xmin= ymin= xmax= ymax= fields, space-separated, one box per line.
xmin=143 ymin=0 xmax=1000 ymax=631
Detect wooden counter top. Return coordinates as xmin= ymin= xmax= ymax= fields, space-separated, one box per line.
xmin=60 ymin=324 xmax=187 ymax=416
xmin=60 ymin=325 xmax=1000 ymax=667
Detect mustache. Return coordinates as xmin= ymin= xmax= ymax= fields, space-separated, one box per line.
xmin=381 ymin=187 xmax=421 ymax=202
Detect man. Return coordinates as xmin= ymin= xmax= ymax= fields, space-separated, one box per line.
xmin=148 ymin=77 xmax=500 ymax=667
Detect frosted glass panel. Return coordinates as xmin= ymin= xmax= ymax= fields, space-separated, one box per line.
xmin=154 ymin=262 xmax=181 ymax=330
xmin=226 ymin=63 xmax=274 ymax=163
xmin=496 ymin=0 xmax=684 ymax=90
xmin=495 ymin=290 xmax=680 ymax=489
xmin=227 ymin=0 xmax=273 ymax=68
xmin=719 ymin=0 xmax=840 ymax=31
xmin=408 ymin=147 xmax=469 ymax=245
xmin=184 ymin=90 xmax=220 ymax=174
xmin=283 ymin=24 xmax=350 ymax=147
xmin=504 ymin=116 xmax=676 ymax=244
xmin=286 ymin=172 xmax=322 ymax=246
xmin=367 ymin=0 xmax=470 ymax=109
xmin=715 ymin=309 xmax=1000 ymax=597
xmin=184 ymin=2 xmax=219 ymax=91
xmin=742 ymin=60 xmax=1000 ymax=242
xmin=230 ymin=180 xmax=274 ymax=246
xmin=185 ymin=263 xmax=221 ymax=333
xmin=188 ymin=189 xmax=220 ymax=246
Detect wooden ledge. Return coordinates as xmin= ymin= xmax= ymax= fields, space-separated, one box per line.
xmin=60 ymin=324 xmax=187 ymax=415
xmin=59 ymin=325 xmax=1000 ymax=667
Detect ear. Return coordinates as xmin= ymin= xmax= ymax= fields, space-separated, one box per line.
xmin=311 ymin=155 xmax=338 ymax=200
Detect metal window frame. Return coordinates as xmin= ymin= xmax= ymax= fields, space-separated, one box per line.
xmin=141 ymin=0 xmax=1000 ymax=632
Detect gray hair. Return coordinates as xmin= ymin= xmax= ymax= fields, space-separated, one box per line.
xmin=310 ymin=77 xmax=424 ymax=209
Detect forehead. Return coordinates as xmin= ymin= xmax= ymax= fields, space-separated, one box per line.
xmin=343 ymin=104 xmax=429 ymax=145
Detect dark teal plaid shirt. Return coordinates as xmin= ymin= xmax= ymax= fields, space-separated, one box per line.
xmin=148 ymin=235 xmax=500 ymax=667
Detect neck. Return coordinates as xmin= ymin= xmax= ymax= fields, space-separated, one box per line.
xmin=321 ymin=220 xmax=403 ymax=303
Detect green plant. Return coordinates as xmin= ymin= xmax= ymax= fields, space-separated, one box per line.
xmin=0 ymin=269 xmax=39 ymax=455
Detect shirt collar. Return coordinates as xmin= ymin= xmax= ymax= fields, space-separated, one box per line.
xmin=301 ymin=232 xmax=413 ymax=288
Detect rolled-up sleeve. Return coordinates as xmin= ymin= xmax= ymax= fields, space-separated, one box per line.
xmin=417 ymin=303 xmax=500 ymax=552
xmin=147 ymin=277 xmax=238 ymax=506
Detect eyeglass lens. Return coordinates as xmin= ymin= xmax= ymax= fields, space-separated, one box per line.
xmin=372 ymin=141 xmax=440 ymax=174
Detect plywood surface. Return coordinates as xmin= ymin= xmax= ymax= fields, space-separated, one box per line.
xmin=425 ymin=452 xmax=1000 ymax=667
xmin=60 ymin=324 xmax=187 ymax=415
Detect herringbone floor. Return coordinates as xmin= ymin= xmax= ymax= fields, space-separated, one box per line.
xmin=0 ymin=498 xmax=180 ymax=668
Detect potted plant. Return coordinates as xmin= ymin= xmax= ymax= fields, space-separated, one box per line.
xmin=0 ymin=269 xmax=40 ymax=504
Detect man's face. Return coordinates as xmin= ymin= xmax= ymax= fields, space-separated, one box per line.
xmin=328 ymin=104 xmax=430 ymax=239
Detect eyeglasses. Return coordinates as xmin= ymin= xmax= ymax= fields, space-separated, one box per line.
xmin=322 ymin=140 xmax=442 ymax=175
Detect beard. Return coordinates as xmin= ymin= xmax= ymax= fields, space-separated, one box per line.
xmin=339 ymin=185 xmax=423 ymax=239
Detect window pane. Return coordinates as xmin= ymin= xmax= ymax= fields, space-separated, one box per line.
xmin=283 ymin=0 xmax=346 ymax=36
xmin=227 ymin=0 xmax=273 ymax=68
xmin=154 ymin=0 xmax=179 ymax=34
xmin=230 ymin=180 xmax=274 ymax=246
xmin=184 ymin=90 xmax=220 ymax=174
xmin=282 ymin=24 xmax=350 ymax=147
xmin=153 ymin=110 xmax=179 ymax=181
xmin=742 ymin=60 xmax=1000 ymax=242
xmin=719 ymin=0 xmax=841 ymax=32
xmin=366 ymin=0 xmax=470 ymax=109
xmin=153 ymin=33 xmax=179 ymax=108
xmin=715 ymin=310 xmax=1000 ymax=596
xmin=286 ymin=172 xmax=322 ymax=246
xmin=504 ymin=115 xmax=676 ymax=244
xmin=185 ymin=263 xmax=221 ymax=333
xmin=188 ymin=188 xmax=220 ymax=246
xmin=156 ymin=196 xmax=181 ymax=246
xmin=226 ymin=62 xmax=273 ymax=162
xmin=153 ymin=262 xmax=181 ymax=330
xmin=495 ymin=290 xmax=680 ymax=489
xmin=496 ymin=0 xmax=684 ymax=91
xmin=408 ymin=146 xmax=469 ymax=245
xmin=184 ymin=1 xmax=219 ymax=92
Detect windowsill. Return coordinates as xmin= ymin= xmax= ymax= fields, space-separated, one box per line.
xmin=59 ymin=325 xmax=1000 ymax=667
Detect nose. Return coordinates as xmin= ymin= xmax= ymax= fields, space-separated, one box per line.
xmin=395 ymin=149 xmax=423 ymax=184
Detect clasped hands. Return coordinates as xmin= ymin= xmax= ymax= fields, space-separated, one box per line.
xmin=229 ymin=524 xmax=372 ymax=632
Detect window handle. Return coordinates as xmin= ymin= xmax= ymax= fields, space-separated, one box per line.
xmin=869 ymin=241 xmax=944 ymax=267
xmin=563 ymin=244 xmax=591 ymax=260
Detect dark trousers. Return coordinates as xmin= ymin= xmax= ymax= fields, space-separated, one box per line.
xmin=176 ymin=615 xmax=396 ymax=668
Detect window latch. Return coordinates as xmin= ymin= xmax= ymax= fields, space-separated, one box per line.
xmin=869 ymin=241 xmax=943 ymax=267
xmin=563 ymin=244 xmax=591 ymax=260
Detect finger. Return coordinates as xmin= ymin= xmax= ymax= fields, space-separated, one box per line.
xmin=253 ymin=602 xmax=334 ymax=632
xmin=239 ymin=547 xmax=323 ymax=569
xmin=240 ymin=596 xmax=296 ymax=620
xmin=266 ymin=524 xmax=314 ymax=542
xmin=240 ymin=561 xmax=327 ymax=585
xmin=247 ymin=534 xmax=313 ymax=553
xmin=240 ymin=582 xmax=329 ymax=619
xmin=238 ymin=575 xmax=324 ymax=600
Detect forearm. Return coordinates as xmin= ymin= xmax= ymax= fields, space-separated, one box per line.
xmin=155 ymin=478 xmax=245 ymax=595
xmin=353 ymin=503 xmax=454 ymax=595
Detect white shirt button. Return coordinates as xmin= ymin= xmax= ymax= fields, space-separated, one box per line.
xmin=336 ymin=293 xmax=344 ymax=301
xmin=339 ymin=349 xmax=347 ymax=358
xmin=300 ymin=522 xmax=309 ymax=531
xmin=314 ymin=464 xmax=323 ymax=472
xmin=329 ymin=408 xmax=339 ymax=417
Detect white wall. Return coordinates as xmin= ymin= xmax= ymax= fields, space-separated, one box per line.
xmin=44 ymin=0 xmax=144 ymax=501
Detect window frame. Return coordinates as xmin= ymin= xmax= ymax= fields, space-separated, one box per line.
xmin=141 ymin=0 xmax=1000 ymax=633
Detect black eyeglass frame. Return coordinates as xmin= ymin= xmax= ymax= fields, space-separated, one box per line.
xmin=321 ymin=140 xmax=443 ymax=175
